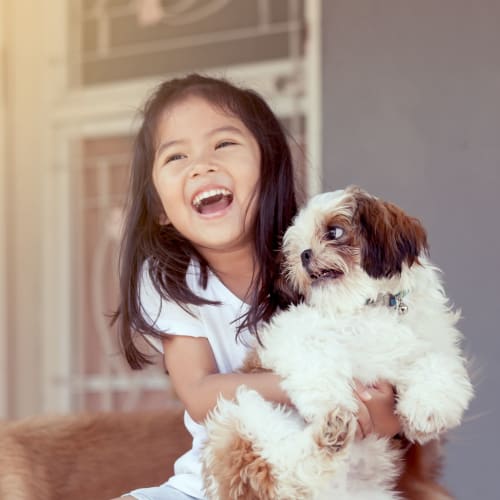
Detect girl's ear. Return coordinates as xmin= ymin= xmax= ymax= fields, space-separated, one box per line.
xmin=149 ymin=189 xmax=170 ymax=225
xmin=353 ymin=191 xmax=428 ymax=278
xmin=158 ymin=213 xmax=170 ymax=225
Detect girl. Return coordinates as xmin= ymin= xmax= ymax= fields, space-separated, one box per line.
xmin=112 ymin=74 xmax=401 ymax=500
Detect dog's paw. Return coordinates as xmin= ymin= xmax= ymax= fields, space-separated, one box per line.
xmin=313 ymin=408 xmax=356 ymax=455
xmin=397 ymin=393 xmax=459 ymax=443
xmin=399 ymin=415 xmax=444 ymax=444
xmin=292 ymin=393 xmax=358 ymax=426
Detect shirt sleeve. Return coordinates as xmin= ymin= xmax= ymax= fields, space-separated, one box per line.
xmin=139 ymin=267 xmax=207 ymax=352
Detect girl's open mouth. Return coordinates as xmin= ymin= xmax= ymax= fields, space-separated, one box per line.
xmin=192 ymin=188 xmax=234 ymax=215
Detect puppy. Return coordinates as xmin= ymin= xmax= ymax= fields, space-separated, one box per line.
xmin=202 ymin=186 xmax=473 ymax=499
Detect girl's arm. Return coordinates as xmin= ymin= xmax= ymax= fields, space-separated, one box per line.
xmin=163 ymin=335 xmax=402 ymax=439
xmin=162 ymin=335 xmax=291 ymax=423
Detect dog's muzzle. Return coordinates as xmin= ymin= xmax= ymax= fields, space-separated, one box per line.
xmin=300 ymin=248 xmax=344 ymax=281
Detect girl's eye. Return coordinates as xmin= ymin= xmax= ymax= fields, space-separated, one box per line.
xmin=165 ymin=153 xmax=186 ymax=164
xmin=326 ymin=226 xmax=344 ymax=240
xmin=215 ymin=140 xmax=236 ymax=150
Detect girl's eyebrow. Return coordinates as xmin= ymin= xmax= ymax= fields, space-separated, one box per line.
xmin=156 ymin=139 xmax=184 ymax=159
xmin=207 ymin=125 xmax=244 ymax=137
xmin=156 ymin=126 xmax=244 ymax=158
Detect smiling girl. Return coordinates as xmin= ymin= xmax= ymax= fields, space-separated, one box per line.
xmin=111 ymin=74 xmax=400 ymax=500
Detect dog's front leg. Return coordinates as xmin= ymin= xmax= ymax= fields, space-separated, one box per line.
xmin=395 ymin=352 xmax=473 ymax=443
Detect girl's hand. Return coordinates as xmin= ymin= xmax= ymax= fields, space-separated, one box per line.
xmin=353 ymin=380 xmax=402 ymax=440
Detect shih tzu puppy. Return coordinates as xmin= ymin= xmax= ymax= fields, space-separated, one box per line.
xmin=202 ymin=186 xmax=473 ymax=500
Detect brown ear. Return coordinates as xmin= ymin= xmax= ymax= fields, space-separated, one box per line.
xmin=354 ymin=193 xmax=428 ymax=278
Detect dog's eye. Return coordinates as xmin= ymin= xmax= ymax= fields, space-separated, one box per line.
xmin=326 ymin=226 xmax=344 ymax=240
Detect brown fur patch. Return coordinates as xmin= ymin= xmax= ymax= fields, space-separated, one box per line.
xmin=321 ymin=213 xmax=354 ymax=243
xmin=352 ymin=190 xmax=428 ymax=278
xmin=322 ymin=211 xmax=362 ymax=270
xmin=240 ymin=349 xmax=271 ymax=374
xmin=208 ymin=431 xmax=277 ymax=499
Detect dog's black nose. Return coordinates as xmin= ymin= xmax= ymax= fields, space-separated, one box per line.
xmin=300 ymin=249 xmax=313 ymax=268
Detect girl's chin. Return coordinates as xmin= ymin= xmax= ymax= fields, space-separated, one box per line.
xmin=193 ymin=232 xmax=252 ymax=254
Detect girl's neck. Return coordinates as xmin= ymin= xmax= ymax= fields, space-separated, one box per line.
xmin=201 ymin=247 xmax=258 ymax=303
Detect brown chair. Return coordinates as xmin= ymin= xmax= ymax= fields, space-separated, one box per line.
xmin=0 ymin=404 xmax=191 ymax=500
xmin=0 ymin=405 xmax=452 ymax=500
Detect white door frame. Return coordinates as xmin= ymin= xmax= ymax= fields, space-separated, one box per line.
xmin=305 ymin=0 xmax=323 ymax=195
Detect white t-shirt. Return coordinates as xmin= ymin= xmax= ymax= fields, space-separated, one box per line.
xmin=139 ymin=260 xmax=255 ymax=498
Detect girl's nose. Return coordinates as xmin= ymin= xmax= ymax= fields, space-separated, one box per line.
xmin=189 ymin=156 xmax=217 ymax=178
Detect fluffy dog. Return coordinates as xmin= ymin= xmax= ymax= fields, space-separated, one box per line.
xmin=202 ymin=186 xmax=473 ymax=500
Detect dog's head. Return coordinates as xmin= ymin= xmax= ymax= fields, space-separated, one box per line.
xmin=282 ymin=186 xmax=428 ymax=306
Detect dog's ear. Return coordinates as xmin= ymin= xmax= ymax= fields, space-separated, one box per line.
xmin=353 ymin=192 xmax=428 ymax=278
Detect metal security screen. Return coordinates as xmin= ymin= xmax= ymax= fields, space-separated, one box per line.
xmin=73 ymin=0 xmax=305 ymax=85
xmin=74 ymin=135 xmax=174 ymax=411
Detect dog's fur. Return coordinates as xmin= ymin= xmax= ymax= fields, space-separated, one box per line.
xmin=202 ymin=186 xmax=473 ymax=499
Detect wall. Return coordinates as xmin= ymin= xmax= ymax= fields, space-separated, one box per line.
xmin=321 ymin=1 xmax=499 ymax=498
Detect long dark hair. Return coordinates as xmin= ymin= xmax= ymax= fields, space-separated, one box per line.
xmin=113 ymin=74 xmax=298 ymax=369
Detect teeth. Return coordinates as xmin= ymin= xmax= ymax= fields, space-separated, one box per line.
xmin=192 ymin=188 xmax=232 ymax=208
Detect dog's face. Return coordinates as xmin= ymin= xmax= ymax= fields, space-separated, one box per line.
xmin=282 ymin=186 xmax=428 ymax=304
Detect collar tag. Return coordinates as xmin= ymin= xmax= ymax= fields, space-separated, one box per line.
xmin=366 ymin=291 xmax=409 ymax=314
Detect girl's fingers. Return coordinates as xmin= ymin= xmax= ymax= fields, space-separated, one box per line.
xmin=353 ymin=379 xmax=402 ymax=439
xmin=355 ymin=396 xmax=373 ymax=440
xmin=361 ymin=381 xmax=402 ymax=438
xmin=371 ymin=379 xmax=393 ymax=395
xmin=353 ymin=378 xmax=373 ymax=402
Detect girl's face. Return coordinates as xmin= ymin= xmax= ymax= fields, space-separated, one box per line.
xmin=152 ymin=95 xmax=261 ymax=259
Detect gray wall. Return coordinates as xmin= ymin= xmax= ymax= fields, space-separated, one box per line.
xmin=321 ymin=1 xmax=499 ymax=498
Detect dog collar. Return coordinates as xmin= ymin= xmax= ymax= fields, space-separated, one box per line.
xmin=366 ymin=290 xmax=409 ymax=315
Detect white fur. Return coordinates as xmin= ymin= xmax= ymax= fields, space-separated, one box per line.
xmin=202 ymin=188 xmax=473 ymax=499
